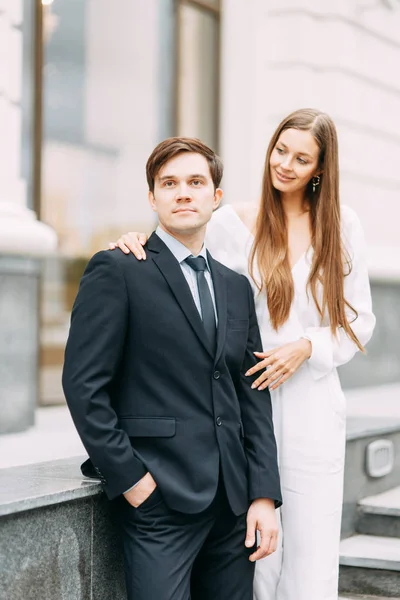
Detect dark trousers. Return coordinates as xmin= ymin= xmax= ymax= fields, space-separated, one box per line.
xmin=120 ymin=479 xmax=255 ymax=600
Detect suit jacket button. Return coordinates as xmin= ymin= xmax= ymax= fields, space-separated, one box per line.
xmin=213 ymin=371 xmax=221 ymax=380
xmin=216 ymin=416 xmax=222 ymax=426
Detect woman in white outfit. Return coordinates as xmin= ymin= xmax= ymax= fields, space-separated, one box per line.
xmin=111 ymin=108 xmax=376 ymax=600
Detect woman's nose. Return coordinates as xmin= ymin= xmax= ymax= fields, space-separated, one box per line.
xmin=281 ymin=156 xmax=292 ymax=170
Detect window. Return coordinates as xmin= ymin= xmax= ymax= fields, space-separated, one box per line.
xmin=38 ymin=0 xmax=164 ymax=404
xmin=36 ymin=0 xmax=221 ymax=405
xmin=176 ymin=0 xmax=220 ymax=151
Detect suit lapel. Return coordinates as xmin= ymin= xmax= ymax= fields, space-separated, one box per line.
xmin=207 ymin=252 xmax=227 ymax=364
xmin=148 ymin=233 xmax=214 ymax=358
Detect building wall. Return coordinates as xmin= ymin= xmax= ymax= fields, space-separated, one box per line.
xmin=221 ymin=0 xmax=400 ymax=280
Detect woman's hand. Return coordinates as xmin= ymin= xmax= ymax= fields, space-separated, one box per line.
xmin=109 ymin=232 xmax=148 ymax=260
xmin=245 ymin=339 xmax=312 ymax=391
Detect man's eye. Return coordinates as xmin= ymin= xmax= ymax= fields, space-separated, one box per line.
xmin=192 ymin=180 xmax=202 ymax=186
xmin=164 ymin=181 xmax=175 ymax=187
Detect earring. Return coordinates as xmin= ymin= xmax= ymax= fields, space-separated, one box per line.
xmin=312 ymin=175 xmax=320 ymax=193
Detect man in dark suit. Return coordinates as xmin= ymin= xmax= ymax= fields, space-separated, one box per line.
xmin=62 ymin=137 xmax=281 ymax=600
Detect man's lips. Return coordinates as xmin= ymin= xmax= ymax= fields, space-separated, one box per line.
xmin=173 ymin=208 xmax=197 ymax=213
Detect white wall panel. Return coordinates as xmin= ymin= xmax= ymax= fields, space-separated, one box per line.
xmin=221 ymin=0 xmax=400 ymax=275
xmin=0 ymin=0 xmax=22 ymax=26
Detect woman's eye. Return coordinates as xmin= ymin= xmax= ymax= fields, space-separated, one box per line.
xmin=276 ymin=147 xmax=284 ymax=154
xmin=297 ymin=158 xmax=307 ymax=165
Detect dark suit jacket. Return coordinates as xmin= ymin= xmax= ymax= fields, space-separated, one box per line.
xmin=62 ymin=232 xmax=281 ymax=515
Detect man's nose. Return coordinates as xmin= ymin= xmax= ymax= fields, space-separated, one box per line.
xmin=175 ymin=184 xmax=192 ymax=200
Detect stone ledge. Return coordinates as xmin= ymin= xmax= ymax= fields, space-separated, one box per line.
xmin=0 ymin=461 xmax=126 ymax=600
xmin=346 ymin=416 xmax=400 ymax=442
xmin=0 ymin=456 xmax=101 ymax=517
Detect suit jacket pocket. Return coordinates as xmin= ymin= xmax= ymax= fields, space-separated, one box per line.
xmin=119 ymin=417 xmax=176 ymax=437
xmin=227 ymin=318 xmax=249 ymax=331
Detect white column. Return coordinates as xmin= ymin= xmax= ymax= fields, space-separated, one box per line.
xmin=0 ymin=0 xmax=57 ymax=256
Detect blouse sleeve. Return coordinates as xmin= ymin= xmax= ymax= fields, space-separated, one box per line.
xmin=205 ymin=205 xmax=248 ymax=273
xmin=304 ymin=206 xmax=376 ymax=381
xmin=205 ymin=206 xmax=230 ymax=259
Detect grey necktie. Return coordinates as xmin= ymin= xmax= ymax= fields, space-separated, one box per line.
xmin=185 ymin=256 xmax=216 ymax=351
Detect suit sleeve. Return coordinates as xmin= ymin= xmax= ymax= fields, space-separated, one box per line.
xmin=62 ymin=251 xmax=147 ymax=499
xmin=304 ymin=207 xmax=376 ymax=381
xmin=236 ymin=276 xmax=282 ymax=508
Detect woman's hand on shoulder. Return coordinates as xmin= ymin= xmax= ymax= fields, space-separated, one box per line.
xmin=109 ymin=232 xmax=148 ymax=260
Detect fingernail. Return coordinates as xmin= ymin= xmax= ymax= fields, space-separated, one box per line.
xmin=251 ymin=384 xmax=256 ymax=389
xmin=245 ymin=371 xmax=250 ymax=376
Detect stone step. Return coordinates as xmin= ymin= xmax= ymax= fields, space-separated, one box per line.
xmin=340 ymin=597 xmax=396 ymax=599
xmin=339 ymin=535 xmax=400 ymax=597
xmin=341 ymin=415 xmax=400 ymax=539
xmin=357 ymin=487 xmax=400 ymax=538
xmin=340 ymin=596 xmax=395 ymax=599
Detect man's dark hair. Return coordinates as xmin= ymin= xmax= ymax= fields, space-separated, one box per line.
xmin=146 ymin=137 xmax=223 ymax=192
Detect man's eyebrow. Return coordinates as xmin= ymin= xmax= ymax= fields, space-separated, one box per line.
xmin=277 ymin=142 xmax=313 ymax=159
xmin=157 ymin=173 xmax=207 ymax=181
xmin=157 ymin=175 xmax=176 ymax=181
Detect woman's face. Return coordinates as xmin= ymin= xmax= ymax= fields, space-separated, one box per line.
xmin=269 ymin=128 xmax=320 ymax=195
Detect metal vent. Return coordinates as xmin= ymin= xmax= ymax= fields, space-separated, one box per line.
xmin=366 ymin=439 xmax=394 ymax=478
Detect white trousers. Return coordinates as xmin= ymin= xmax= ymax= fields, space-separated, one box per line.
xmin=254 ymin=371 xmax=346 ymax=600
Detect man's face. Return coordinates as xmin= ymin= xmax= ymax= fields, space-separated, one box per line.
xmin=148 ymin=152 xmax=222 ymax=236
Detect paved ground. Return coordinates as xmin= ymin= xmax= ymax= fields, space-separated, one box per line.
xmin=0 ymin=382 xmax=399 ymax=470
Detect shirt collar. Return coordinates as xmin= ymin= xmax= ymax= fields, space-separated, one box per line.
xmin=155 ymin=226 xmax=210 ymax=268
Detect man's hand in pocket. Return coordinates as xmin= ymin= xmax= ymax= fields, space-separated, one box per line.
xmin=123 ymin=472 xmax=157 ymax=508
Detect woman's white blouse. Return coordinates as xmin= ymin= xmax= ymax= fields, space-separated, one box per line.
xmin=205 ymin=204 xmax=376 ymax=381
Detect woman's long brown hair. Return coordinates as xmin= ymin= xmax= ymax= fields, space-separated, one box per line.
xmin=249 ymin=108 xmax=364 ymax=351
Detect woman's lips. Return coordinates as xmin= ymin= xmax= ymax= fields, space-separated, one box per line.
xmin=275 ymin=170 xmax=295 ymax=182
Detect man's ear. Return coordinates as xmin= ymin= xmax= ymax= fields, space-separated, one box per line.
xmin=213 ymin=188 xmax=223 ymax=210
xmin=148 ymin=190 xmax=157 ymax=212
